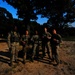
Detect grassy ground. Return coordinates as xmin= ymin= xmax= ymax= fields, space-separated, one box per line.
xmin=62 ymin=36 xmax=75 ymax=41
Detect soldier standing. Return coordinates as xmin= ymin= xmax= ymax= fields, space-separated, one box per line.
xmin=50 ymin=29 xmax=62 ymax=65
xmin=42 ymin=27 xmax=52 ymax=59
xmin=21 ymin=30 xmax=30 ymax=64
xmin=8 ymin=26 xmax=20 ymax=66
xmin=31 ymin=30 xmax=40 ymax=61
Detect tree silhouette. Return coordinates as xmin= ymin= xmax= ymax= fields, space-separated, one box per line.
xmin=3 ymin=0 xmax=37 ymax=29
xmin=3 ymin=0 xmax=75 ymax=29
xmin=0 ymin=7 xmax=13 ymax=36
xmin=35 ymin=0 xmax=75 ymax=29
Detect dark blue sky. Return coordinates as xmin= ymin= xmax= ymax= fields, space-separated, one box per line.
xmin=0 ymin=0 xmax=75 ymax=27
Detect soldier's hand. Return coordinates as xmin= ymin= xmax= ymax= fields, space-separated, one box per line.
xmin=47 ymin=37 xmax=51 ymax=39
xmin=23 ymin=42 xmax=26 ymax=44
xmin=22 ymin=41 xmax=26 ymax=45
xmin=53 ymin=39 xmax=57 ymax=41
xmin=54 ymin=39 xmax=59 ymax=43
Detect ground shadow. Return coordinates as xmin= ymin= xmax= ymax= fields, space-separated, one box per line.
xmin=37 ymin=57 xmax=59 ymax=66
xmin=0 ymin=50 xmax=10 ymax=64
xmin=36 ymin=56 xmax=52 ymax=64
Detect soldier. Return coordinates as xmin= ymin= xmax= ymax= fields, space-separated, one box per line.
xmin=31 ymin=30 xmax=40 ymax=61
xmin=8 ymin=26 xmax=20 ymax=66
xmin=42 ymin=27 xmax=52 ymax=59
xmin=21 ymin=30 xmax=30 ymax=64
xmin=50 ymin=29 xmax=62 ymax=65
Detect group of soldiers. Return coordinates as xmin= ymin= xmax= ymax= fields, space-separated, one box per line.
xmin=7 ymin=26 xmax=62 ymax=66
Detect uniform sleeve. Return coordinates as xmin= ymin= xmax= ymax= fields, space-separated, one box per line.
xmin=21 ymin=35 xmax=25 ymax=41
xmin=48 ymin=32 xmax=52 ymax=37
xmin=58 ymin=34 xmax=62 ymax=43
xmin=31 ymin=36 xmax=34 ymax=41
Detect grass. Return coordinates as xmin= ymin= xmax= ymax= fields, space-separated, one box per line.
xmin=62 ymin=36 xmax=75 ymax=41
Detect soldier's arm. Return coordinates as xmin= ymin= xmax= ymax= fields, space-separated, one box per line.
xmin=54 ymin=34 xmax=62 ymax=43
xmin=47 ymin=32 xmax=52 ymax=39
xmin=57 ymin=34 xmax=62 ymax=43
xmin=8 ymin=33 xmax=11 ymax=40
xmin=31 ymin=36 xmax=34 ymax=41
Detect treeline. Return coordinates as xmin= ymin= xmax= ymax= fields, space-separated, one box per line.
xmin=0 ymin=18 xmax=75 ymax=38
xmin=1 ymin=0 xmax=75 ymax=38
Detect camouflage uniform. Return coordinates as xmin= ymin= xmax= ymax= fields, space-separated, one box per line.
xmin=21 ymin=34 xmax=30 ymax=64
xmin=50 ymin=33 xmax=61 ymax=64
xmin=8 ymin=32 xmax=11 ymax=49
xmin=8 ymin=31 xmax=20 ymax=65
xmin=42 ymin=32 xmax=52 ymax=59
xmin=31 ymin=34 xmax=40 ymax=60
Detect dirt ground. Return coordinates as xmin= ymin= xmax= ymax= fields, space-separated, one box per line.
xmin=0 ymin=41 xmax=75 ymax=75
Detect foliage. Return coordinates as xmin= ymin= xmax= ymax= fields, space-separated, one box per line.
xmin=3 ymin=0 xmax=37 ymax=25
xmin=0 ymin=7 xmax=13 ymax=35
xmin=3 ymin=0 xmax=75 ymax=29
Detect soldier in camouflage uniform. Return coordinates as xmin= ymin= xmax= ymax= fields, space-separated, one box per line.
xmin=31 ymin=30 xmax=40 ymax=61
xmin=8 ymin=26 xmax=20 ymax=66
xmin=21 ymin=30 xmax=30 ymax=64
xmin=50 ymin=29 xmax=62 ymax=65
xmin=42 ymin=27 xmax=52 ymax=59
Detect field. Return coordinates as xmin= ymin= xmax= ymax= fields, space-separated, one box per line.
xmin=0 ymin=40 xmax=75 ymax=75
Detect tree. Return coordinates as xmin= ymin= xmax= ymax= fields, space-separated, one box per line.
xmin=3 ymin=0 xmax=37 ymax=27
xmin=35 ymin=0 xmax=75 ymax=29
xmin=0 ymin=7 xmax=13 ymax=35
xmin=3 ymin=0 xmax=75 ymax=29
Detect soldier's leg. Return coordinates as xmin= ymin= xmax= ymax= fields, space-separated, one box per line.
xmin=51 ymin=46 xmax=59 ymax=64
xmin=46 ymin=42 xmax=51 ymax=59
xmin=51 ymin=46 xmax=55 ymax=61
xmin=54 ymin=46 xmax=59 ymax=64
xmin=10 ymin=47 xmax=12 ymax=66
xmin=32 ymin=44 xmax=37 ymax=61
xmin=15 ymin=42 xmax=19 ymax=63
xmin=23 ymin=45 xmax=27 ymax=64
xmin=10 ymin=43 xmax=15 ymax=65
xmin=42 ymin=43 xmax=46 ymax=57
xmin=36 ymin=44 xmax=39 ymax=59
xmin=8 ymin=40 xmax=11 ymax=50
